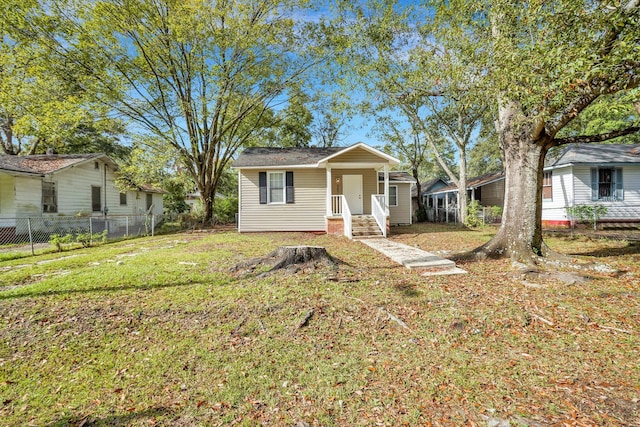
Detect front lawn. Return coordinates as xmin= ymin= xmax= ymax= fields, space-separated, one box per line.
xmin=1 ymin=226 xmax=638 ymax=426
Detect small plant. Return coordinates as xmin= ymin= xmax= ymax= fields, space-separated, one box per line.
xmin=567 ymin=204 xmax=608 ymax=229
xmin=76 ymin=229 xmax=108 ymax=247
xmin=485 ymin=205 xmax=503 ymax=224
xmin=49 ymin=233 xmax=73 ymax=252
xmin=464 ymin=200 xmax=484 ymax=227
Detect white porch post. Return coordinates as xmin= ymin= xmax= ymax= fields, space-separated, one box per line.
xmin=326 ymin=166 xmax=332 ymax=216
xmin=445 ymin=192 xmax=449 ymax=223
xmin=383 ymin=165 xmax=389 ymax=215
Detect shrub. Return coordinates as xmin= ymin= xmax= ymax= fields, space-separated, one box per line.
xmin=49 ymin=233 xmax=74 ymax=252
xmin=465 ymin=201 xmax=484 ymax=228
xmin=486 ymin=205 xmax=503 ymax=224
xmin=567 ymin=204 xmax=608 ymax=229
xmin=213 ymin=197 xmax=238 ymax=224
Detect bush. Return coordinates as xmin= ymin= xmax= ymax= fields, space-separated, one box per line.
xmin=49 ymin=233 xmax=74 ymax=252
xmin=465 ymin=201 xmax=484 ymax=228
xmin=485 ymin=206 xmax=503 ymax=224
xmin=213 ymin=197 xmax=238 ymax=224
xmin=567 ymin=204 xmax=608 ymax=229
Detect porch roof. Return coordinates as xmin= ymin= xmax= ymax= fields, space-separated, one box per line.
xmin=232 ymin=142 xmax=400 ymax=169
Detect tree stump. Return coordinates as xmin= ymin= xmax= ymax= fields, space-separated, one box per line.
xmin=232 ymin=246 xmax=339 ymax=277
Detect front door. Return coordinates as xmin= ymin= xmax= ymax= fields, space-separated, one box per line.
xmin=343 ymin=175 xmax=363 ymax=215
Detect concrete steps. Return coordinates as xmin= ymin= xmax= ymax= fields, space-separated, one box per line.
xmin=351 ymin=215 xmax=383 ymax=238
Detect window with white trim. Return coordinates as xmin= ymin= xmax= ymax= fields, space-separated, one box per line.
xmin=542 ymin=171 xmax=552 ymax=200
xmin=388 ymin=185 xmax=398 ymax=207
xmin=42 ymin=181 xmax=57 ymax=213
xmin=591 ymin=168 xmax=623 ymax=201
xmin=268 ymin=171 xmax=285 ymax=204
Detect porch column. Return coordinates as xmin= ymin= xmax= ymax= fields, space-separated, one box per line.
xmin=445 ymin=192 xmax=449 ymax=223
xmin=326 ymin=166 xmax=332 ymax=216
xmin=383 ymin=164 xmax=389 ymax=215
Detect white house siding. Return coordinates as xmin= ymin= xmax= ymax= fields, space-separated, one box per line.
xmin=379 ymin=182 xmax=412 ymax=225
xmin=238 ymin=168 xmax=327 ymax=232
xmin=543 ymin=165 xmax=640 ymax=224
xmin=14 ymin=176 xmax=42 ymax=217
xmin=0 ymin=173 xmax=17 ymax=218
xmin=542 ymin=166 xmax=574 ymax=222
xmin=51 ymin=160 xmax=112 ymax=215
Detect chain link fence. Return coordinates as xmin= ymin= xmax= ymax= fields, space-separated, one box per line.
xmin=0 ymin=215 xmax=164 ymax=257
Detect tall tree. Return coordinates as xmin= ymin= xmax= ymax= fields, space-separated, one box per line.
xmin=0 ymin=5 xmax=122 ymax=155
xmin=16 ymin=0 xmax=322 ymax=222
xmin=426 ymin=0 xmax=640 ymax=262
xmin=333 ymin=1 xmax=485 ymax=224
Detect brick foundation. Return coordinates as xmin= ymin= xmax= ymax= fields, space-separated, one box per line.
xmin=326 ymin=217 xmax=344 ymax=235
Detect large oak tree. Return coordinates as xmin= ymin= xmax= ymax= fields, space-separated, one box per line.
xmin=14 ymin=0 xmax=322 ymax=222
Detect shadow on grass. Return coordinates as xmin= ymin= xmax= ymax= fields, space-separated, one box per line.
xmin=390 ymin=223 xmax=475 ymax=236
xmin=567 ymin=242 xmax=640 ymax=258
xmin=46 ymin=406 xmax=173 ymax=427
xmin=0 ymin=277 xmax=231 ymax=301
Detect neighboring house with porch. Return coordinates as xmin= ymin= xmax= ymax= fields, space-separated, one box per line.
xmin=423 ymin=171 xmax=505 ymax=222
xmin=421 ymin=144 xmax=640 ymax=226
xmin=411 ymin=177 xmax=449 ymax=221
xmin=0 ymin=153 xmax=164 ymax=223
xmin=232 ymin=143 xmax=411 ymax=237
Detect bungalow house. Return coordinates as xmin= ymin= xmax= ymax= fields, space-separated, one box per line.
xmin=411 ymin=177 xmax=449 ymax=221
xmin=423 ymin=171 xmax=505 ymax=222
xmin=232 ymin=143 xmax=413 ymax=238
xmin=542 ymin=143 xmax=640 ymax=227
xmin=0 ymin=153 xmax=164 ymax=223
xmin=421 ymin=143 xmax=640 ymax=227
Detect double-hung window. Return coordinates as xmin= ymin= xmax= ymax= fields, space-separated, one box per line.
xmin=388 ymin=185 xmax=398 ymax=207
xmin=591 ymin=168 xmax=623 ymax=201
xmin=268 ymin=172 xmax=285 ymax=204
xmin=259 ymin=171 xmax=294 ymax=204
xmin=542 ymin=171 xmax=552 ymax=200
xmin=42 ymin=181 xmax=57 ymax=213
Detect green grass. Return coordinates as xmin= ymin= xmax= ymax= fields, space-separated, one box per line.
xmin=1 ymin=227 xmax=639 ymax=426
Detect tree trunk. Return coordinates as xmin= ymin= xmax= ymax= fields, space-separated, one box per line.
xmin=475 ymin=102 xmax=552 ymax=263
xmin=232 ymin=246 xmax=339 ymax=277
xmin=458 ymin=146 xmax=468 ymax=225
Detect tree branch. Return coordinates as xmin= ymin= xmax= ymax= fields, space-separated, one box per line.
xmin=554 ymin=126 xmax=640 ymax=146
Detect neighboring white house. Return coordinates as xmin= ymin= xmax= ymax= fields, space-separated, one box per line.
xmin=542 ymin=143 xmax=640 ymax=227
xmin=0 ymin=153 xmax=164 ymax=222
xmin=232 ymin=143 xmax=411 ymax=238
xmin=422 ymin=144 xmax=640 ymax=227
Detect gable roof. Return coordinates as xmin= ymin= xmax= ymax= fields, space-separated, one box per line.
xmin=377 ymin=171 xmax=416 ymax=183
xmin=545 ymin=143 xmax=640 ymax=168
xmin=232 ymin=142 xmax=400 ymax=168
xmin=412 ymin=178 xmax=449 ymax=198
xmin=423 ymin=170 xmax=505 ymax=195
xmin=0 ymin=153 xmax=116 ymax=176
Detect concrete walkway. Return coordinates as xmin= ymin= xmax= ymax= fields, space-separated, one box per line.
xmin=360 ymin=238 xmax=466 ymax=276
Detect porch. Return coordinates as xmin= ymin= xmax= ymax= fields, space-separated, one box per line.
xmin=324 ymin=167 xmax=392 ymax=239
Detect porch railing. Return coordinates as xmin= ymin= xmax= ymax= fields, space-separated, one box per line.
xmin=371 ymin=194 xmax=387 ymax=238
xmin=330 ymin=195 xmax=352 ymax=238
xmin=330 ymin=195 xmax=343 ymax=215
xmin=342 ymin=196 xmax=352 ymax=239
